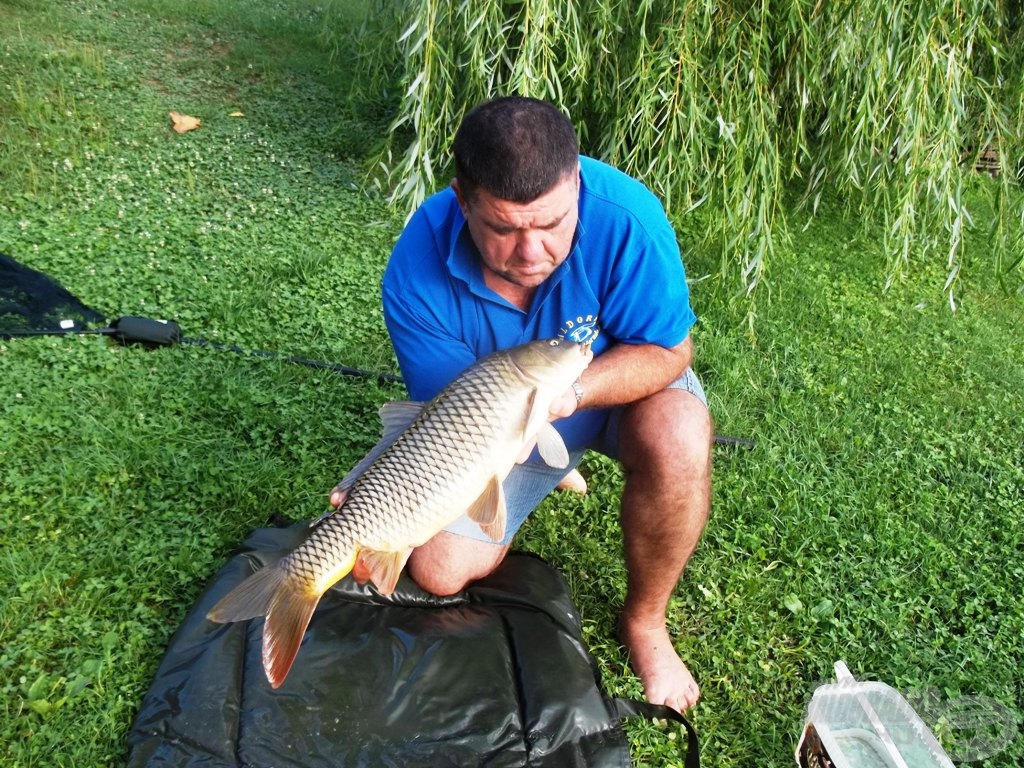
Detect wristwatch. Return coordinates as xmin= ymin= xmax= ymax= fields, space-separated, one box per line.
xmin=571 ymin=378 xmax=584 ymax=407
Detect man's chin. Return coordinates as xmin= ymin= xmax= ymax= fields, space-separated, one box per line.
xmin=504 ymin=269 xmax=552 ymax=288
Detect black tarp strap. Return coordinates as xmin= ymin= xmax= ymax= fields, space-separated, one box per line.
xmin=612 ymin=697 xmax=700 ymax=768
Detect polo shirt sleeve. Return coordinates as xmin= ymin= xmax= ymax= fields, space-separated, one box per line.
xmin=382 ymin=207 xmax=477 ymax=402
xmin=585 ymin=186 xmax=695 ymax=349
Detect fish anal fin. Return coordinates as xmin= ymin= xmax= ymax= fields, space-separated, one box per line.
xmin=262 ymin=580 xmax=321 ymax=689
xmin=535 ymin=422 xmax=569 ymax=468
xmin=358 ymin=547 xmax=412 ymax=596
xmin=466 ymin=474 xmax=507 ymax=543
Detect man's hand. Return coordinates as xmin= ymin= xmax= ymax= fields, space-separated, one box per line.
xmin=548 ymin=381 xmax=580 ymax=420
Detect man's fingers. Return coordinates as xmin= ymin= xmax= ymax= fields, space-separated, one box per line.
xmin=329 ymin=486 xmax=348 ymax=508
xmin=548 ymin=388 xmax=578 ymax=420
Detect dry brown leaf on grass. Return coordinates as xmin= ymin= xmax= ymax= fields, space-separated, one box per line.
xmin=169 ymin=111 xmax=201 ymax=133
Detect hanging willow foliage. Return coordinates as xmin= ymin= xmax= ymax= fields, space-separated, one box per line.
xmin=333 ymin=0 xmax=1023 ymax=303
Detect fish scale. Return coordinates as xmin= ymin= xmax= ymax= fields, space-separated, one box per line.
xmin=207 ymin=338 xmax=592 ymax=688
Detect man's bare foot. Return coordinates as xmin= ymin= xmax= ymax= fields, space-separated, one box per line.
xmin=619 ymin=617 xmax=699 ymax=712
xmin=555 ymin=467 xmax=587 ymax=494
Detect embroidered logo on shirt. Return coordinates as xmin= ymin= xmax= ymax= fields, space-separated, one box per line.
xmin=558 ymin=314 xmax=600 ymax=344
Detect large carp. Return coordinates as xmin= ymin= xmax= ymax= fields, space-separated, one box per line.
xmin=207 ymin=338 xmax=593 ymax=688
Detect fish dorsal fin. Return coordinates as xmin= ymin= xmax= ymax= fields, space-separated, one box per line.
xmin=329 ymin=401 xmax=427 ymax=497
xmin=358 ymin=547 xmax=413 ymax=596
xmin=535 ymin=422 xmax=570 ymax=469
xmin=309 ymin=488 xmax=347 ymax=529
xmin=379 ymin=401 xmax=426 ymax=441
xmin=466 ymin=474 xmax=507 ymax=543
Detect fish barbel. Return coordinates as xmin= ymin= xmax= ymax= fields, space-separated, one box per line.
xmin=207 ymin=337 xmax=593 ymax=688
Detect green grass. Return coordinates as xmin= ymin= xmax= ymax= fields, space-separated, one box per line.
xmin=522 ymin=214 xmax=1024 ymax=765
xmin=1 ymin=1 xmax=1022 ymax=766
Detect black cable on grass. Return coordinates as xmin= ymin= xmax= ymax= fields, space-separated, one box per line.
xmin=1 ymin=311 xmax=401 ymax=385
xmin=2 ymin=252 xmax=751 ymax=445
xmin=7 ymin=316 xmax=754 ymax=447
xmin=177 ymin=335 xmax=402 ymax=386
xmin=711 ymin=435 xmax=757 ymax=450
xmin=107 ymin=316 xmax=402 ymax=385
xmin=6 ymin=315 xmax=753 ymax=447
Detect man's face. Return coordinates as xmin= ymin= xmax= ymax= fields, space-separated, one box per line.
xmin=454 ymin=168 xmax=580 ymax=291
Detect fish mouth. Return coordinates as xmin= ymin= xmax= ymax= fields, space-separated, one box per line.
xmin=510 ymin=337 xmax=594 ymax=384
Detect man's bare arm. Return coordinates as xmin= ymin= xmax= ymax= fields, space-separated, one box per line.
xmin=549 ymin=336 xmax=692 ymax=419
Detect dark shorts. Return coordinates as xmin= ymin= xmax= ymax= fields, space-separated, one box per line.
xmin=443 ymin=368 xmax=708 ymax=545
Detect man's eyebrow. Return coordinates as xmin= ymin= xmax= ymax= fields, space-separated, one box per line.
xmin=482 ymin=207 xmax=571 ymax=233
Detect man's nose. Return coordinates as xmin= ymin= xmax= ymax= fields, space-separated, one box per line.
xmin=515 ymin=230 xmax=545 ymax=261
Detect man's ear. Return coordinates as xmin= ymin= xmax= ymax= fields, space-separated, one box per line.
xmin=451 ymin=178 xmax=468 ymax=214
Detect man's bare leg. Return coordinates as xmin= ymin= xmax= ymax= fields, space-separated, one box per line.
xmin=616 ymin=388 xmax=712 ymax=712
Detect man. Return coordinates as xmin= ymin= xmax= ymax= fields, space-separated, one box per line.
xmin=336 ymin=97 xmax=711 ymax=713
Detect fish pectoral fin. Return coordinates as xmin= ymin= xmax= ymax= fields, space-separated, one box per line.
xmin=535 ymin=422 xmax=570 ymax=468
xmin=515 ymin=438 xmax=538 ymax=464
xmin=358 ymin=547 xmax=413 ymax=596
xmin=466 ymin=474 xmax=508 ymax=543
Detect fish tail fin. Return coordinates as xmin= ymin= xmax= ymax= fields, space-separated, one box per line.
xmin=206 ymin=544 xmax=359 ymax=688
xmin=206 ymin=563 xmax=323 ymax=689
xmin=262 ymin=579 xmax=322 ymax=689
xmin=206 ymin=563 xmax=287 ymax=623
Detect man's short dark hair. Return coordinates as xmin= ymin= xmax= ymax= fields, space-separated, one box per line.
xmin=453 ymin=96 xmax=579 ymax=203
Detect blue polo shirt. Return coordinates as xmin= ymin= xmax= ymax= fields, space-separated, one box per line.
xmin=382 ymin=155 xmax=696 ymax=451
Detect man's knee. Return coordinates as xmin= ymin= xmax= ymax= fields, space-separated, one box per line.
xmin=675 ymin=398 xmax=713 ymax=470
xmin=406 ymin=531 xmax=508 ymax=596
xmin=620 ymin=390 xmax=712 ymax=474
xmin=407 ymin=560 xmax=472 ymax=596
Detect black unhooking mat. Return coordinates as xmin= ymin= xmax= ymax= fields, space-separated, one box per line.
xmin=127 ymin=523 xmax=698 ymax=767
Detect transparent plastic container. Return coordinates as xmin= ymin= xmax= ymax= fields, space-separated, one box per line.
xmin=796 ymin=662 xmax=955 ymax=768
